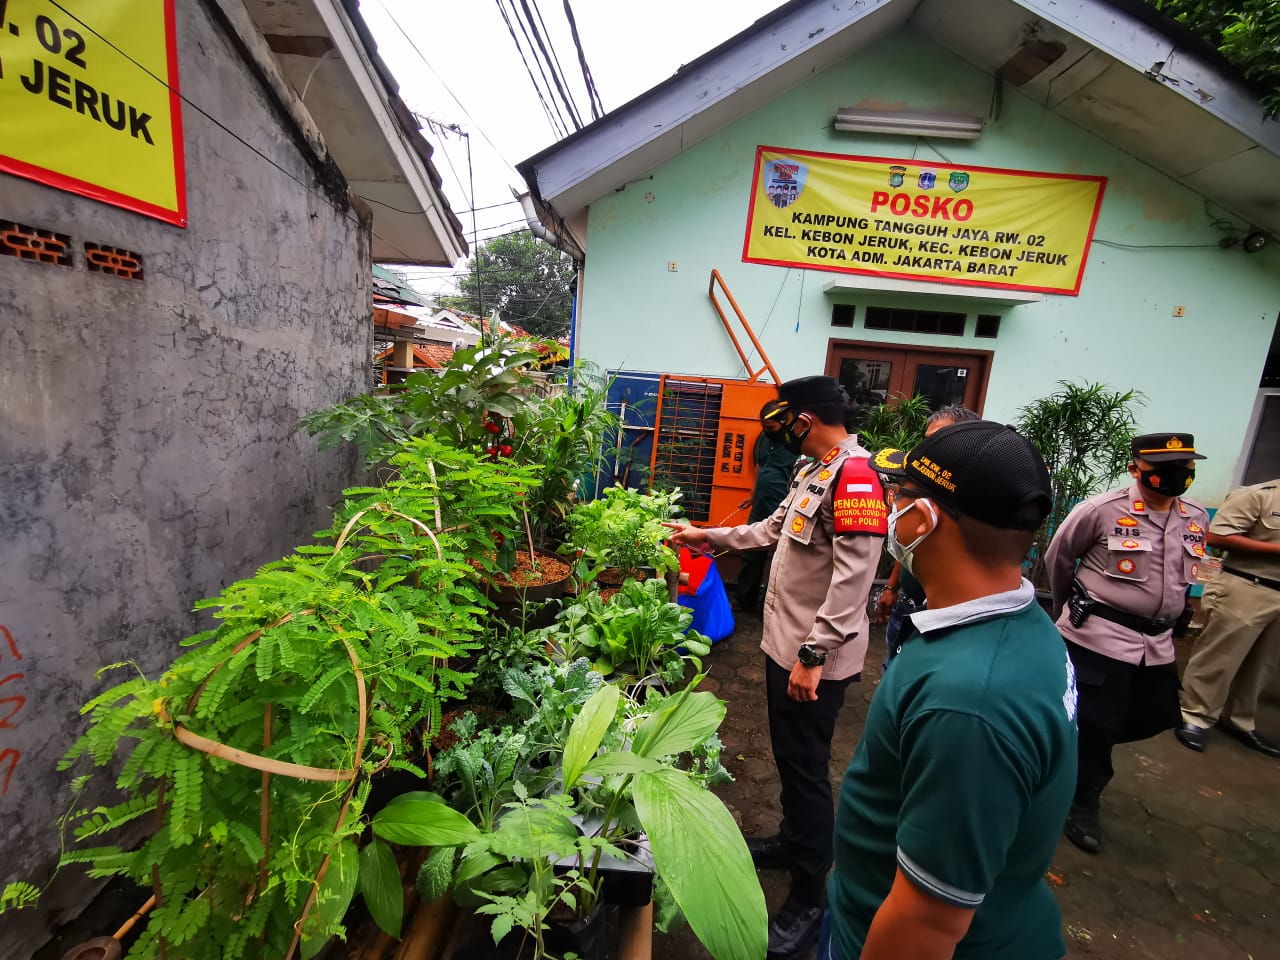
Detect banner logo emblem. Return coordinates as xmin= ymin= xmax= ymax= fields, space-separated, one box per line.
xmin=764 ymin=159 xmax=807 ymax=208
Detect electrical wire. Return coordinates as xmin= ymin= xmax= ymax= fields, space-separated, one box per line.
xmin=495 ymin=0 xmax=570 ymax=138
xmin=46 ymin=0 xmax=427 ymax=263
xmin=562 ymin=0 xmax=604 ymax=120
xmin=527 ymin=0 xmax=584 ymax=128
xmin=373 ymin=0 xmax=521 ymax=178
xmin=417 ymin=117 xmax=472 ymax=221
xmin=737 ymin=268 xmax=791 ymax=378
xmin=1091 ymin=239 xmax=1219 ymax=250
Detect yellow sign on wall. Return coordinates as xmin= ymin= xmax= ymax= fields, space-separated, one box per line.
xmin=0 ymin=0 xmax=185 ymax=226
xmin=743 ymin=146 xmax=1106 ymax=295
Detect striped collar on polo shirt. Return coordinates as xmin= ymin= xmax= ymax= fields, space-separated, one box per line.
xmin=908 ymin=580 xmax=1036 ymax=634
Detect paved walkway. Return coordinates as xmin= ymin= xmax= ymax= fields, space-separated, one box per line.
xmin=656 ymin=610 xmax=1280 ymax=960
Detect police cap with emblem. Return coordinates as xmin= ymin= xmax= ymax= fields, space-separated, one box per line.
xmin=1130 ymin=432 xmax=1206 ymax=463
xmin=873 ymin=420 xmax=1052 ymax=531
xmin=764 ymin=375 xmax=850 ymax=420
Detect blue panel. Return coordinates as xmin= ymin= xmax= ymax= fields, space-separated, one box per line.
xmin=596 ymin=370 xmax=664 ymax=497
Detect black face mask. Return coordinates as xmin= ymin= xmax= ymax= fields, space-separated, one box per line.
xmin=1138 ymin=464 xmax=1195 ymax=496
xmin=778 ymin=415 xmax=810 ymax=456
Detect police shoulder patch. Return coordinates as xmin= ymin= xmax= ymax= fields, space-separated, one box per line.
xmin=832 ymin=457 xmax=888 ymax=536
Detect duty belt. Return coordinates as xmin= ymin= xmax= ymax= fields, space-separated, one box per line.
xmin=1090 ymin=601 xmax=1175 ymax=636
xmin=1224 ymin=566 xmax=1280 ymax=592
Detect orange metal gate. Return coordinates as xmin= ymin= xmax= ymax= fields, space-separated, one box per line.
xmin=649 ymin=376 xmax=780 ymax=526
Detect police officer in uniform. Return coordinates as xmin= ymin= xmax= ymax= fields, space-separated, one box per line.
xmin=1045 ymin=432 xmax=1209 ymax=854
xmin=1176 ymin=478 xmax=1280 ymax=756
xmin=665 ymin=375 xmax=887 ymax=960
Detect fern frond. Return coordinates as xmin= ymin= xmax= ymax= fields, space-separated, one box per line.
xmin=0 ymin=882 xmax=40 ymax=913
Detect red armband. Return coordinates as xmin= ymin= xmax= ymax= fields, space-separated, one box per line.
xmin=832 ymin=457 xmax=888 ymax=535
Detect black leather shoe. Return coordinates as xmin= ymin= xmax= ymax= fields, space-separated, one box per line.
xmin=1175 ymin=723 xmax=1207 ymax=752
xmin=746 ymin=833 xmax=792 ymax=870
xmin=1063 ymin=804 xmax=1102 ymax=854
xmin=1218 ymin=721 xmax=1280 ymax=758
xmin=766 ymin=896 xmax=824 ymax=959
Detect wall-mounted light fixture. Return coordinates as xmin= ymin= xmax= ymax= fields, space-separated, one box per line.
xmin=1219 ymin=230 xmax=1270 ymax=254
xmin=832 ymin=108 xmax=985 ymax=140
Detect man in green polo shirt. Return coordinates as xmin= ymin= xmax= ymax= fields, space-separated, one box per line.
xmin=823 ymin=421 xmax=1077 ymax=960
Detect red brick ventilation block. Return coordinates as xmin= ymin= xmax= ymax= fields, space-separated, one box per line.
xmin=0 ymin=220 xmax=73 ymax=266
xmin=84 ymin=242 xmax=144 ymax=280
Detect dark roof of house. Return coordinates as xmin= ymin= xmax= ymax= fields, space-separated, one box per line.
xmin=341 ymin=0 xmax=468 ymax=253
xmin=372 ymin=265 xmax=429 ymax=306
xmin=519 ymin=0 xmax=1247 ymax=180
xmin=518 ymin=0 xmax=1280 ymax=237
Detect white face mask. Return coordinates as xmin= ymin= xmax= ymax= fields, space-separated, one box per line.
xmin=886 ymin=497 xmax=938 ymax=577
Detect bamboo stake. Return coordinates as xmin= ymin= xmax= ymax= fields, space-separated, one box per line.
xmin=392 ymin=891 xmax=456 ymax=960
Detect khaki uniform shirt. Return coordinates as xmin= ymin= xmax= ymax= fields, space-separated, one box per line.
xmin=1046 ymin=484 xmax=1209 ymax=666
xmin=704 ymin=436 xmax=883 ymax=680
xmin=1210 ymin=480 xmax=1280 ymax=579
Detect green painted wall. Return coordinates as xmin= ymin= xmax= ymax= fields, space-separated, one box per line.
xmin=577 ymin=29 xmax=1280 ymax=505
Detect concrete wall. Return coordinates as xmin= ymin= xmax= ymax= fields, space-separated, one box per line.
xmin=0 ymin=2 xmax=369 ymax=955
xmin=577 ymin=29 xmax=1280 ymax=506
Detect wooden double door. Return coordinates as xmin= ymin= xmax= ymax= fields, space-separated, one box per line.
xmin=825 ymin=340 xmax=992 ymax=422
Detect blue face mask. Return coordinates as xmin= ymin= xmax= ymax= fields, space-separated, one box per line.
xmin=886 ymin=498 xmax=938 ymax=577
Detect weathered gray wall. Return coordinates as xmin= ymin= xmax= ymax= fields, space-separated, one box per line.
xmin=0 ymin=2 xmax=370 ymax=954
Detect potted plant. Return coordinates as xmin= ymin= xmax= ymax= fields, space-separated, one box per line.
xmin=369 ymin=675 xmax=765 ymax=960
xmin=507 ymin=365 xmax=620 ymax=549
xmin=562 ymin=486 xmax=682 ymax=588
xmin=534 ymin=579 xmax=710 ymax=689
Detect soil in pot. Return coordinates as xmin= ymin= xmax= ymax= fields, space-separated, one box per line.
xmin=429 ymin=705 xmax=507 ymax=756
xmin=486 ymin=550 xmax=572 ymax=604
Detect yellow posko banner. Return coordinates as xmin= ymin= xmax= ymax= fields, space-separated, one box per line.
xmin=0 ymin=0 xmax=185 ymax=226
xmin=743 ymin=146 xmax=1106 ymax=295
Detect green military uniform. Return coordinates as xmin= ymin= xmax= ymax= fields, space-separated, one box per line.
xmin=828 ymin=584 xmax=1077 ymax=960
xmin=1180 ymin=480 xmax=1280 ymax=738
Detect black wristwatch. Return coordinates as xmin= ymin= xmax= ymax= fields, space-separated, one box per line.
xmin=797 ymin=643 xmax=827 ymax=667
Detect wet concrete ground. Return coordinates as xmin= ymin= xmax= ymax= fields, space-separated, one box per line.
xmin=656 ymin=610 xmax=1280 ymax=960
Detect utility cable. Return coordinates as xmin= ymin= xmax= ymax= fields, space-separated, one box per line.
xmin=528 ymin=0 xmax=584 ymax=128
xmin=374 ymin=0 xmax=521 ymax=178
xmin=416 ymin=116 xmax=472 ymax=221
xmin=496 ymin=0 xmax=569 ymax=138
xmin=518 ymin=0 xmax=583 ymax=129
xmin=562 ymin=0 xmax=604 ymax=119
xmin=737 ymin=268 xmax=791 ymax=378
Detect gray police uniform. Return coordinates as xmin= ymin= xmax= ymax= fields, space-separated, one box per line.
xmin=1046 ymin=483 xmax=1209 ymax=806
xmin=703 ymin=434 xmax=885 ymax=897
xmin=706 ymin=436 xmax=883 ymax=680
